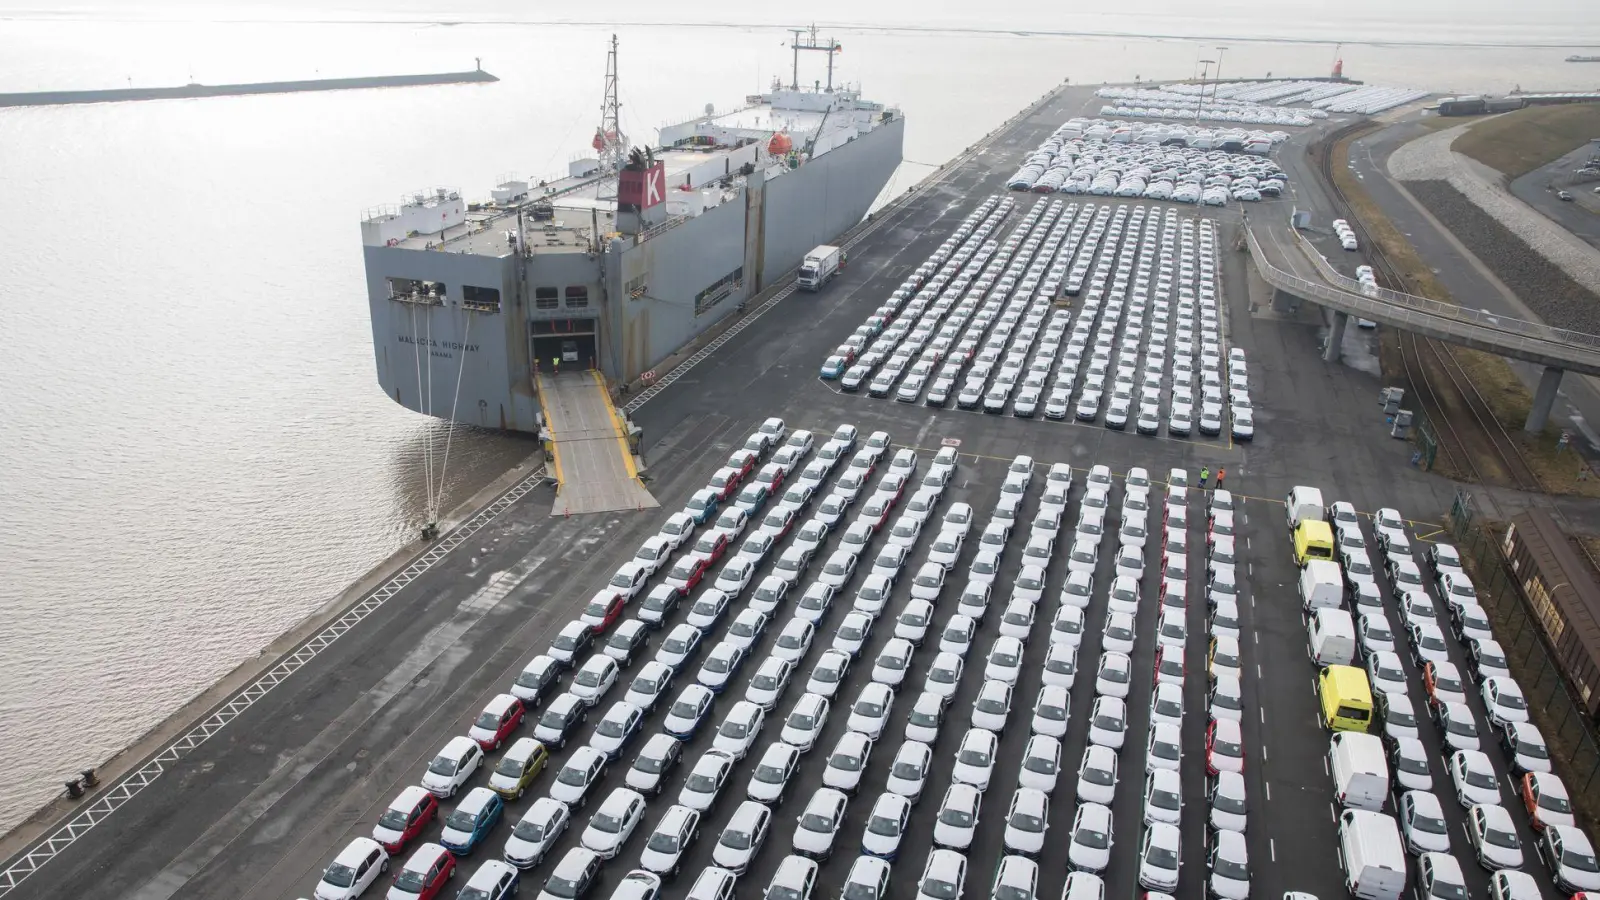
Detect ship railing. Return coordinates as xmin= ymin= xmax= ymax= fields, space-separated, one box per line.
xmin=389 ymin=292 xmax=444 ymax=307
xmin=461 ymin=299 xmax=501 ymax=313
xmin=636 ymin=214 xmax=692 ymax=245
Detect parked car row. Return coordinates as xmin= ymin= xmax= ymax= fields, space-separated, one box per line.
xmin=1007 ymin=121 xmax=1287 ymax=201
xmin=1094 ymin=86 xmax=1322 ymax=127
xmin=1308 ymin=497 xmax=1590 ymax=900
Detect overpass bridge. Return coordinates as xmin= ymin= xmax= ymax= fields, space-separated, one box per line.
xmin=1246 ymin=218 xmax=1600 ymax=432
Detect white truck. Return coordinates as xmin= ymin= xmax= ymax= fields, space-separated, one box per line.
xmin=797 ymin=245 xmax=842 ymax=291
xmin=1285 ymin=485 xmax=1326 ymax=529
xmin=1339 ymin=809 xmax=1407 ymax=900
xmin=1300 ymin=559 xmax=1345 ymax=612
xmin=1329 ymin=731 xmax=1389 ymax=812
xmin=1310 ymin=607 xmax=1357 ymax=666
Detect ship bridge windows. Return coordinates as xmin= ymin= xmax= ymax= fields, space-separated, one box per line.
xmin=461 ymin=285 xmax=501 ymax=313
xmin=535 ymin=287 xmax=559 ymax=310
xmin=564 ymin=286 xmax=589 ymax=309
xmin=387 ymin=277 xmax=444 ymax=305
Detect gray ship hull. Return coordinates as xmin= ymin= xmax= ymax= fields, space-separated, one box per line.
xmin=363 ymin=113 xmax=904 ymax=434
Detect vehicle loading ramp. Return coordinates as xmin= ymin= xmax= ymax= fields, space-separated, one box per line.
xmin=534 ymin=370 xmax=658 ymax=516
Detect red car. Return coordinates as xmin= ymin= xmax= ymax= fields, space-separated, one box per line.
xmin=581 ymin=592 xmax=626 ymax=632
xmin=692 ymin=530 xmax=730 ymax=564
xmin=667 ymin=555 xmax=709 ymax=592
xmin=756 ymin=463 xmax=786 ymax=493
xmin=372 ymin=785 xmax=439 ymax=853
xmin=727 ymin=450 xmax=758 ymax=480
xmin=707 ymin=467 xmax=741 ymax=500
xmin=762 ymin=507 xmax=797 ymax=540
xmin=875 ymin=473 xmax=907 ymax=506
xmin=391 ymin=842 xmax=456 ymax=900
xmin=468 ymin=693 xmax=525 ymax=750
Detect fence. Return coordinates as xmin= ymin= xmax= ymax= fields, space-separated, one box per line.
xmin=1449 ymin=490 xmax=1600 ymax=836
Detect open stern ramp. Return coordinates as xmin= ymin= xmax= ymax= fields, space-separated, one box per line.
xmin=534 ymin=371 xmax=658 ymax=515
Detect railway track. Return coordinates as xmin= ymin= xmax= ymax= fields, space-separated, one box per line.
xmin=1311 ymin=124 xmax=1543 ymax=491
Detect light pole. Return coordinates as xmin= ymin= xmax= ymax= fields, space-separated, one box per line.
xmin=1213 ymin=46 xmax=1229 ymax=111
xmin=1195 ymin=59 xmax=1214 ymax=124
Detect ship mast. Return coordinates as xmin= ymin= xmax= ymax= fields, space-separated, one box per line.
xmin=595 ymin=34 xmax=628 ymax=197
xmin=788 ymin=25 xmax=842 ymax=92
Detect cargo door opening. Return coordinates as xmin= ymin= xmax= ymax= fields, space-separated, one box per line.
xmin=530 ymin=318 xmax=598 ymax=373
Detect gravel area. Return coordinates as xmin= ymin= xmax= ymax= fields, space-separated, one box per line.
xmin=1388 ymin=124 xmax=1600 ymax=304
xmin=1406 ymin=179 xmax=1600 ymax=336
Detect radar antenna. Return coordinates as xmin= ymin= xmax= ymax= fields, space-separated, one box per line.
xmin=788 ymin=25 xmax=842 ymax=92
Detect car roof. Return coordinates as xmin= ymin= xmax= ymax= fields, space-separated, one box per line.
xmin=442 ymin=735 xmax=478 ymax=757
xmin=466 ymin=860 xmax=516 ymax=887
xmin=401 ymin=842 xmax=450 ymax=872
xmin=334 ymin=837 xmax=382 ymax=865
xmin=1214 ymin=828 xmax=1247 ymax=856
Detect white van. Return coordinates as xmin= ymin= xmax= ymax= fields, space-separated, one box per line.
xmin=1329 ymin=732 xmax=1389 ymax=812
xmin=1339 ymin=808 xmax=1407 ymax=900
xmin=1300 ymin=559 xmax=1344 ymax=612
xmin=1310 ymin=608 xmax=1357 ymax=666
xmin=1285 ymin=485 xmax=1326 ymax=529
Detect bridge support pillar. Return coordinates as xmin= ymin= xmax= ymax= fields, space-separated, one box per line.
xmin=1323 ymin=311 xmax=1349 ymax=362
xmin=1525 ymin=366 xmax=1565 ymax=433
xmin=1271 ymin=289 xmax=1300 ymax=314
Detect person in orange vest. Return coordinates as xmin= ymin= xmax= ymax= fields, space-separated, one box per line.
xmin=1217 ymin=467 xmax=1227 ymax=488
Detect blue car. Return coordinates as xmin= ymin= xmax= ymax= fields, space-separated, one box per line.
xmin=683 ymin=488 xmax=720 ymax=524
xmin=439 ymin=787 xmax=504 ymax=855
xmin=661 ymin=683 xmax=716 ymax=740
xmin=733 ymin=482 xmax=769 ymax=515
xmin=820 ymin=356 xmax=847 ymax=379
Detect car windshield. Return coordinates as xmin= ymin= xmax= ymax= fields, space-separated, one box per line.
xmin=494 ymin=755 xmax=529 ymax=778
xmin=687 ymin=771 xmax=721 ymax=792
xmin=722 ymin=719 xmax=751 ymax=739
xmin=1484 ymin=825 xmax=1518 ymax=849
xmin=704 ymin=655 xmax=732 ymax=675
xmin=1429 ymin=881 xmax=1467 ymax=900
xmin=1077 ymin=826 xmax=1109 ymax=849
xmin=597 ymin=717 xmax=629 ymax=738
xmin=1466 ymin=767 xmax=1497 ymax=789
xmin=378 ymin=807 xmax=412 ymax=830
xmin=647 ymin=829 xmax=680 ymax=853
xmin=575 ymin=669 xmax=604 ymax=687
xmin=395 ymin=868 xmax=434 ymax=891
xmin=1011 ymin=809 xmax=1044 ymax=831
xmin=1108 ymin=624 xmax=1133 ymax=641
xmin=1413 ymin=811 xmax=1447 ymax=834
xmin=446 ymin=808 xmax=480 ymax=831
xmin=643 ymin=593 xmax=672 ymax=611
xmin=1448 ymin=717 xmax=1477 ymax=737
xmin=664 ymin=636 xmax=693 ymax=655
xmin=857 ymin=698 xmax=886 ymax=717
xmin=789 ymin=710 xmax=818 ymax=730
xmin=843 ymin=879 xmax=883 ymax=900
xmin=973 ymin=557 xmax=996 ymax=576
xmin=753 ymin=671 xmax=782 ymax=690
xmin=802 ymin=809 xmax=838 ymax=832
xmin=557 ymin=765 xmax=590 ymax=787
xmin=322 ymin=863 xmax=357 ymax=888
xmin=1379 ymin=664 xmax=1405 ymax=682
xmin=993 ymin=648 xmax=1019 ymax=666
xmin=427 ymin=755 xmax=459 ymax=776
xmin=721 ymin=826 xmax=755 ymax=850
xmin=1398 ymin=755 xmax=1428 ymax=775
xmin=921 ymin=878 xmax=960 ymax=900
xmin=1147 ymin=845 xmax=1178 ymax=868
xmin=1214 ymin=737 xmax=1240 ymax=756
xmin=911 ymin=706 xmax=940 ymax=725
xmin=832 ymin=750 xmax=864 ymax=771
xmin=840 ymin=624 xmax=866 ymax=641
xmin=1039 ymin=702 xmax=1067 ymax=721
xmin=1213 ymin=855 xmax=1249 ymax=880
xmin=1565 ymin=847 xmax=1600 ymax=872
xmin=539 ymin=708 xmax=571 ymax=730
xmin=543 ymin=875 xmax=581 ymax=899
xmin=1499 ymin=691 xmax=1527 ymax=710
xmin=941 ymin=803 xmax=975 ymax=827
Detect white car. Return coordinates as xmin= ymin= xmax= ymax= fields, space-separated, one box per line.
xmin=1367 ymin=651 xmax=1408 ymax=697
xmin=792 ymin=787 xmax=849 ymax=860
xmin=1042 ymin=641 xmax=1079 ymax=690
xmin=1210 ymin=771 xmax=1248 ymax=833
xmin=814 ymin=550 xmax=857 ymax=590
xmin=842 ymin=857 xmax=893 ymax=900
xmin=695 ymin=641 xmax=746 ymax=693
xmin=656 ymin=512 xmax=696 ymax=552
xmin=998 ymin=597 xmax=1037 ymax=641
xmin=1139 ymin=823 xmax=1181 ymax=892
xmin=909 ymin=562 xmax=946 ymax=601
xmin=711 ymin=800 xmax=771 ymax=874
xmin=928 ymin=529 xmax=966 ymax=570
xmin=746 ymin=741 xmax=801 ymax=805
xmin=859 ymin=791 xmax=913 ymax=861
xmin=1060 ymin=571 xmax=1094 ymax=609
xmin=743 ymin=656 xmax=793 ymax=710
xmin=1483 ymin=676 xmax=1530 ymax=727
xmin=1143 ymin=767 xmax=1184 ymax=827
xmin=1096 ymin=651 xmax=1132 ymax=698
xmin=952 ymin=727 xmax=999 ymax=790
xmin=1538 ymin=825 xmax=1600 ymax=892
xmin=656 ymin=624 xmax=703 ymax=672
xmin=714 ymin=558 xmax=757 ymax=595
xmin=1147 ymin=721 xmax=1182 ymax=773
xmin=806 ymin=649 xmax=851 ymax=699
xmin=1450 ymin=749 xmax=1502 ymax=807
xmin=905 ymin=691 xmax=947 ymax=744
xmin=313 ymin=838 xmax=388 ymax=900
xmin=712 ymin=700 xmax=766 ymax=760
xmin=938 ymin=614 xmax=977 ymax=657
xmin=1102 ymin=613 xmax=1136 ymax=655
xmin=1468 ymin=802 xmax=1524 ymax=870
xmin=502 ymin=797 xmax=570 ymax=869
xmin=549 ymin=746 xmax=609 ymax=807
xmin=771 ymin=617 xmax=814 ymax=664
xmin=1155 ymin=608 xmax=1186 ymax=648
xmin=794 ymin=582 xmax=835 ymax=624
xmin=591 ymin=701 xmax=645 ymax=760
xmin=677 ymin=749 xmax=736 ymax=812
xmin=661 ymin=683 xmax=715 ymax=739
xmin=968 ymin=549 xmax=1002 ymax=587
xmin=833 ymin=612 xmax=875 ymax=658
xmin=625 ymin=732 xmax=681 ymax=797
xmin=569 ymin=655 xmax=620 ymax=707
xmin=851 ymin=573 xmax=893 ymax=617
xmin=421 ymin=736 xmax=484 ymax=799
xmin=1504 ymin=722 xmax=1553 ymax=774
xmin=848 ymin=681 xmax=897 ymax=739
xmin=932 ymin=783 xmax=983 ymax=850
xmin=895 ymin=600 xmax=935 ymax=644
xmin=1149 ymin=682 xmax=1184 ymax=729
xmin=1069 ymin=803 xmax=1114 ymax=873
xmin=624 ymin=661 xmax=675 ymax=713
xmin=886 ymin=740 xmax=933 ymax=802
xmin=1004 ymin=787 xmax=1051 ymax=856
xmin=748 ymin=576 xmax=789 ymax=616
xmin=1208 ymin=828 xmax=1251 ymax=900
xmin=580 ymin=787 xmax=646 ymax=859
xmin=985 ymin=636 xmax=1025 ymax=683
xmin=971 ymin=679 xmax=1014 ymax=732
xmin=781 ymin=692 xmax=831 ymax=751
xmin=725 ymin=608 xmax=769 ymax=651
xmin=1083 ymin=696 xmax=1127 ymax=751
xmin=1032 ymin=684 xmax=1071 ymax=737
xmin=1077 ymin=743 xmax=1119 ymax=806
xmin=823 ymin=731 xmax=873 ymax=794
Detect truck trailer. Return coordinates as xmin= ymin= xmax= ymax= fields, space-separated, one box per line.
xmin=797 ymin=245 xmax=842 ymax=291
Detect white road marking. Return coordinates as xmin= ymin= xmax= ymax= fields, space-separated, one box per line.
xmin=1260 ymin=707 xmax=1266 ymax=725
xmin=1265 ymin=782 xmax=1271 ymax=801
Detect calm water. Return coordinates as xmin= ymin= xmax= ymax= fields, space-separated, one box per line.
xmin=1 ymin=0 xmax=1596 ymax=835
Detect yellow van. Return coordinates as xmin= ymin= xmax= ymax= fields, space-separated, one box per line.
xmin=1319 ymin=665 xmax=1374 ymax=733
xmin=1295 ymin=519 xmax=1335 ymax=566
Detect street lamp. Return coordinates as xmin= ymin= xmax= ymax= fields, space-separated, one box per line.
xmin=1195 ymin=60 xmax=1214 ymax=124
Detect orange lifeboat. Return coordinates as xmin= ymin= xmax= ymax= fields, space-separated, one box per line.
xmin=768 ymin=133 xmax=793 ymax=155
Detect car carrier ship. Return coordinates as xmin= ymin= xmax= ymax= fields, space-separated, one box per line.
xmin=358 ymin=32 xmax=903 ymax=514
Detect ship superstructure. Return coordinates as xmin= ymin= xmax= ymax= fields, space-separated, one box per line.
xmin=359 ymin=33 xmax=904 ymax=437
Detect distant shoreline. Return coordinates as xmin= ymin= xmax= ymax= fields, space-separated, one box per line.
xmin=0 ymin=68 xmax=497 ymax=108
